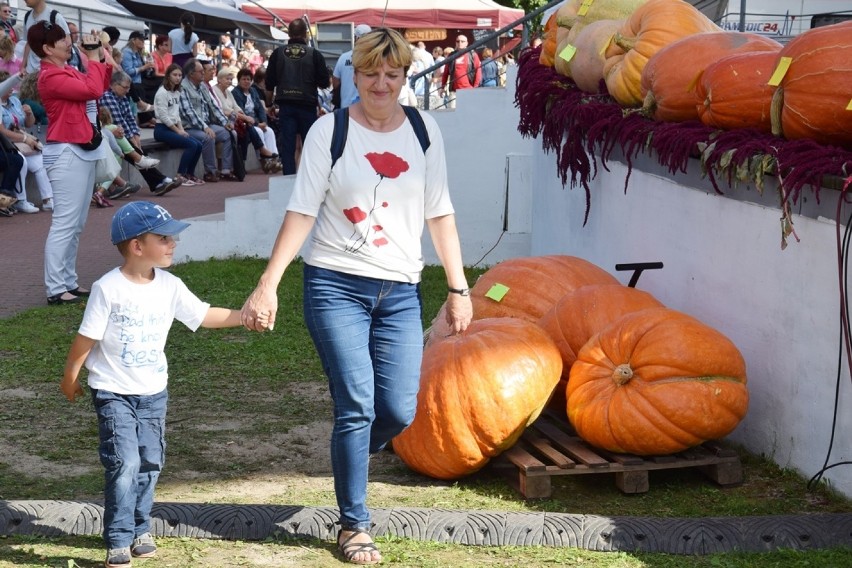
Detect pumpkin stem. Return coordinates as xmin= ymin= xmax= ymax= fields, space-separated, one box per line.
xmin=641 ymin=90 xmax=656 ymax=118
xmin=556 ymin=15 xmax=576 ymax=30
xmin=770 ymin=87 xmax=784 ymax=138
xmin=612 ymin=33 xmax=637 ymax=52
xmin=612 ymin=364 xmax=633 ymax=386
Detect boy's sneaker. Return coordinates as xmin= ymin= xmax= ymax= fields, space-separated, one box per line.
xmin=105 ymin=546 xmax=132 ymax=567
xmin=13 ymin=200 xmax=40 ymax=214
xmin=135 ymin=155 xmax=160 ymax=170
xmin=131 ymin=533 xmax=157 ymax=558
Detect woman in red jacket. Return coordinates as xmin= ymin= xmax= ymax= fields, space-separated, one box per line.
xmin=29 ymin=21 xmax=114 ymax=305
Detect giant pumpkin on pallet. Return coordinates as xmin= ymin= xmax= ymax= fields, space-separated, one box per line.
xmin=769 ymin=21 xmax=852 ymax=149
xmin=567 ymin=308 xmax=748 ymax=455
xmin=538 ymin=284 xmax=664 ymax=409
xmin=426 ymin=255 xmax=620 ymax=345
xmin=696 ymin=50 xmax=780 ymax=132
xmin=603 ymin=0 xmax=720 ymax=106
xmin=426 ymin=255 xmax=618 ymax=347
xmin=640 ymin=31 xmax=782 ymax=122
xmin=471 ymin=255 xmax=619 ymax=322
xmin=393 ymin=318 xmax=562 ymax=480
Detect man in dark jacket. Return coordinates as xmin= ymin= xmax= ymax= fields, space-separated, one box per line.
xmin=264 ymin=18 xmax=330 ymax=175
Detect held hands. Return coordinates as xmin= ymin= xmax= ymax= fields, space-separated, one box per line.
xmin=240 ymin=286 xmax=277 ymax=332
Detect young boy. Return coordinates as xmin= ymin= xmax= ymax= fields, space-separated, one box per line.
xmin=60 ymin=201 xmax=267 ymax=568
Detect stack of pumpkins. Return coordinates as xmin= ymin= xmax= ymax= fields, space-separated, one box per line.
xmin=537 ymin=0 xmax=852 ymax=149
xmin=393 ymin=255 xmax=749 ymax=480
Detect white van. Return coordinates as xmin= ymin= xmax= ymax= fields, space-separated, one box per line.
xmin=718 ymin=0 xmax=852 ymax=38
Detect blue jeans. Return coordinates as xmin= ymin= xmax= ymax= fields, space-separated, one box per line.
xmin=153 ymin=123 xmax=203 ymax=176
xmin=277 ymin=104 xmax=318 ymax=175
xmin=303 ymin=265 xmax=424 ymax=529
xmin=93 ymin=388 xmax=168 ymax=549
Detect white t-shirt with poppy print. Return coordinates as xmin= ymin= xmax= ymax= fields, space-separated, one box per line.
xmin=287 ymin=110 xmax=454 ymax=284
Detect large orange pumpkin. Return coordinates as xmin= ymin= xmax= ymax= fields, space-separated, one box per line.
xmin=568 ymin=308 xmax=748 ymax=455
xmin=696 ymin=50 xmax=780 ymax=132
xmin=640 ymin=32 xmax=782 ymax=122
xmin=393 ymin=318 xmax=563 ymax=479
xmin=425 ymin=255 xmax=618 ymax=347
xmin=604 ymin=0 xmax=720 ymax=106
xmin=538 ymin=284 xmax=664 ymax=409
xmin=769 ymin=21 xmax=852 ymax=149
xmin=538 ymin=12 xmax=559 ymax=67
xmin=471 ymin=255 xmax=619 ymax=322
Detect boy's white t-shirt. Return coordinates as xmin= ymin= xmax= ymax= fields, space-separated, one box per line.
xmin=78 ymin=267 xmax=210 ymax=396
xmin=287 ymin=110 xmax=454 ymax=283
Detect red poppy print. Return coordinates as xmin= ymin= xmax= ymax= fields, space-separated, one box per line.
xmin=344 ymin=151 xmax=410 ymax=254
xmin=344 ymin=207 xmax=367 ymax=224
xmin=365 ymin=152 xmax=409 ymax=179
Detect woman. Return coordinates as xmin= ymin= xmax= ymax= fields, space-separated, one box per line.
xmin=231 ymin=67 xmax=281 ymax=173
xmin=240 ymin=28 xmax=472 ymax=565
xmin=30 ymin=21 xmax=114 ymax=305
xmin=238 ymin=39 xmax=263 ymax=74
xmin=143 ymin=34 xmax=171 ymax=103
xmin=479 ymin=47 xmax=499 ymax=88
xmin=0 ymin=34 xmax=21 ymax=75
xmin=0 ymin=69 xmax=52 ymax=212
xmin=153 ymin=63 xmax=204 ymax=185
xmin=168 ymin=12 xmax=198 ymax=68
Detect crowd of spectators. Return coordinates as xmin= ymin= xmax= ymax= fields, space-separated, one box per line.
xmin=0 ymin=4 xmax=517 ymax=218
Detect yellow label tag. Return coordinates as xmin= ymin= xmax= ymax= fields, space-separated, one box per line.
xmin=847 ymin=99 xmax=852 ymax=111
xmin=768 ymin=56 xmax=792 ymax=87
xmin=485 ymin=283 xmax=510 ymax=302
xmin=578 ymin=0 xmax=595 ymax=17
xmin=558 ymin=43 xmax=577 ymax=63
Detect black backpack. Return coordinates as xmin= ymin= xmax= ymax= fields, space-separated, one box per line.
xmin=330 ymin=106 xmax=431 ymax=170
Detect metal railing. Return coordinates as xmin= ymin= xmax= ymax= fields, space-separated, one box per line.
xmin=413 ymin=0 xmax=563 ymax=110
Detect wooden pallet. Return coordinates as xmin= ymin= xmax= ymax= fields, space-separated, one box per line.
xmin=490 ymin=410 xmax=743 ymax=499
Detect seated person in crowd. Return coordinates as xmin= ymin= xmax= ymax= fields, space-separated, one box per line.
xmin=178 ymin=58 xmax=236 ymax=183
xmin=98 ymin=69 xmax=183 ymax=196
xmin=153 ymin=63 xmax=204 ymax=186
xmin=214 ymin=67 xmax=280 ymax=173
xmin=0 ymin=69 xmax=50 ymax=213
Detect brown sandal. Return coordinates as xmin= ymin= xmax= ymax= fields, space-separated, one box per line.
xmin=337 ymin=528 xmax=381 ymax=565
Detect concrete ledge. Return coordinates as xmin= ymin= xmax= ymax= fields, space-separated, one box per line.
xmin=1 ymin=501 xmax=850 ymax=553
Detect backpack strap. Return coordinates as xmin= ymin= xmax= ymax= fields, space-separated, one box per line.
xmin=402 ymin=105 xmax=431 ymax=154
xmin=330 ymin=106 xmax=430 ymax=170
xmin=330 ymin=107 xmax=350 ymax=170
xmin=25 ymin=9 xmax=58 ymax=27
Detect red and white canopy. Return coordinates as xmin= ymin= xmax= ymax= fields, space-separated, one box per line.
xmin=241 ymin=0 xmax=526 ymax=31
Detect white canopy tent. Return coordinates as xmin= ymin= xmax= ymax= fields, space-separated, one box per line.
xmin=240 ymin=0 xmax=526 ymax=31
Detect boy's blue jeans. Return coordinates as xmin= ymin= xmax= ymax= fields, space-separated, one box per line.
xmin=303 ymin=265 xmax=424 ymax=530
xmin=92 ymin=388 xmax=167 ymax=549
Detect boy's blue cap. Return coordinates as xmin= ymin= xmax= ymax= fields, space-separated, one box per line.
xmin=111 ymin=201 xmax=190 ymax=245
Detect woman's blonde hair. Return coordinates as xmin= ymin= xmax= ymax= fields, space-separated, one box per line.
xmin=351 ymin=28 xmax=412 ymax=73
